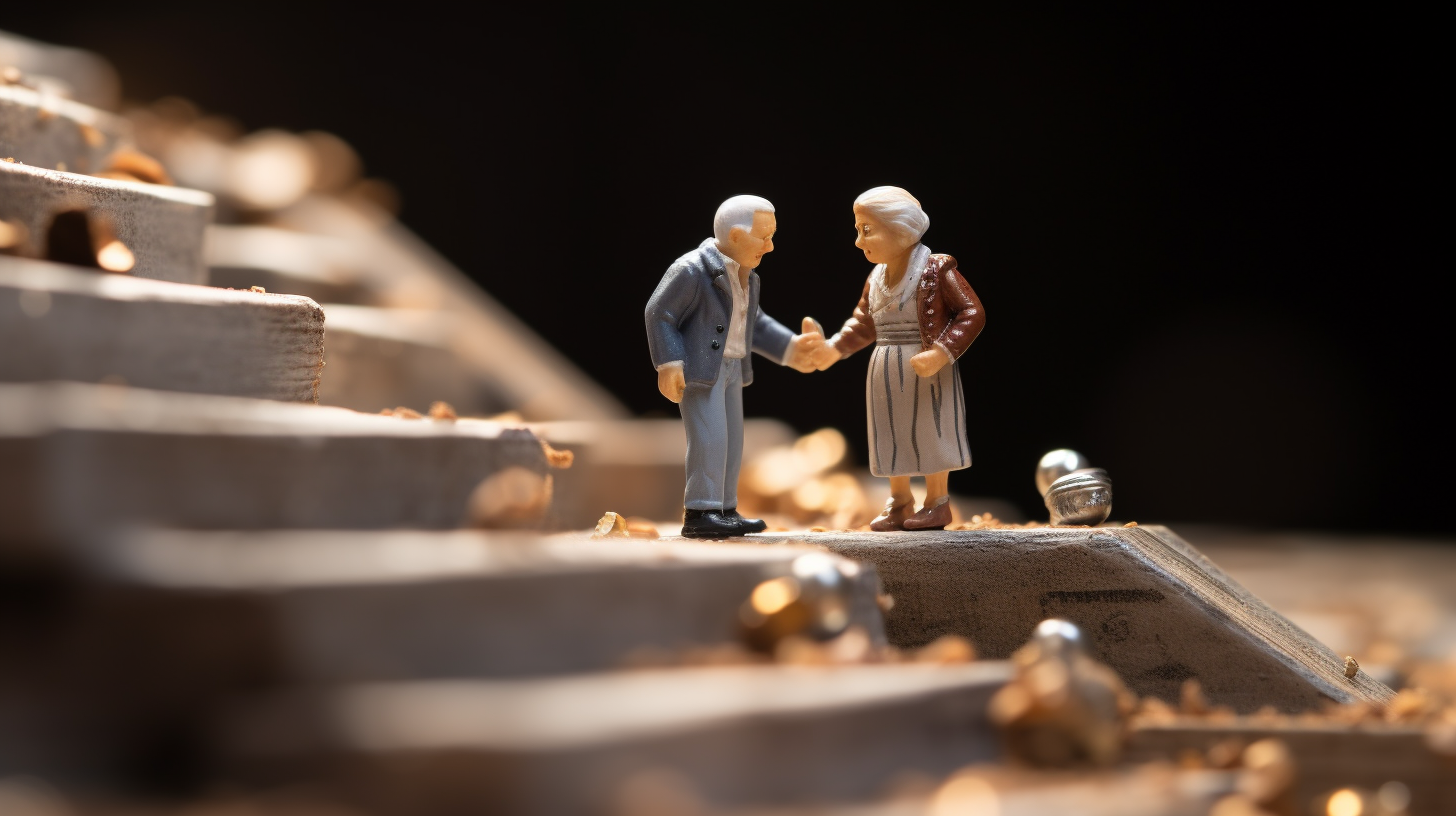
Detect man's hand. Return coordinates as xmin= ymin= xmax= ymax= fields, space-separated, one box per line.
xmin=911 ymin=346 xmax=953 ymax=378
xmin=809 ymin=342 xmax=841 ymax=371
xmin=657 ymin=362 xmax=686 ymax=403
xmin=784 ymin=317 xmax=827 ymax=373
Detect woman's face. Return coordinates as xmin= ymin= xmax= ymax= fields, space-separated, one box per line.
xmin=853 ymin=206 xmax=916 ymax=265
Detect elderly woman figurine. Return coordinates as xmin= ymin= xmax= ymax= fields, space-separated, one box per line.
xmin=810 ymin=187 xmax=986 ymax=531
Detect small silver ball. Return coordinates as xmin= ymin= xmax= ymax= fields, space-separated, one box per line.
xmin=1032 ymin=618 xmax=1087 ymax=656
xmin=791 ymin=552 xmax=858 ymax=639
xmin=1036 ymin=449 xmax=1088 ymax=496
xmin=1045 ymin=468 xmax=1113 ymax=526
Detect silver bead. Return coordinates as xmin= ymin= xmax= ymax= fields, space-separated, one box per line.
xmin=1031 ymin=618 xmax=1087 ymax=658
xmin=790 ymin=552 xmax=858 ymax=639
xmin=1045 ymin=468 xmax=1113 ymax=526
xmin=1036 ymin=449 xmax=1089 ymax=496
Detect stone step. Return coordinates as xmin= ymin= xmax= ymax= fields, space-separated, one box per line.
xmin=0 ymin=160 xmax=211 ymax=285
xmin=77 ymin=530 xmax=884 ymax=682
xmin=1 ymin=84 xmax=129 ymax=174
xmin=0 ymin=382 xmax=548 ymax=544
xmin=1128 ymin=722 xmax=1455 ymax=816
xmin=205 ymin=224 xmax=376 ymax=306
xmin=536 ymin=418 xmax=797 ymax=529
xmin=216 ymin=663 xmax=1011 ymax=816
xmin=1 ymin=256 xmax=323 ymax=401
xmin=737 ymin=526 xmax=1396 ymax=714
xmin=0 ymin=532 xmax=882 ymax=786
xmin=317 ymin=304 xmax=513 ymax=417
xmin=271 ymin=195 xmax=626 ymax=421
xmin=0 ymin=30 xmax=120 ymax=110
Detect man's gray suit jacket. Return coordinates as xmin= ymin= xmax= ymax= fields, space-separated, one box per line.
xmin=645 ymin=238 xmax=794 ymax=386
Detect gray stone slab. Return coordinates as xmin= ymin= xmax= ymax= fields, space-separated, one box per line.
xmin=205 ymin=225 xmax=376 ymax=305
xmin=0 ymin=161 xmax=212 ymax=285
xmin=536 ymin=418 xmax=797 ymax=529
xmin=0 ymin=30 xmax=120 ymax=110
xmin=0 ymin=382 xmax=548 ymax=542
xmin=77 ymin=531 xmax=885 ymax=681
xmin=1128 ymin=723 xmax=1454 ymax=816
xmin=316 ymin=304 xmax=513 ymax=417
xmin=218 ymin=663 xmax=1011 ymax=816
xmin=272 ymin=195 xmax=626 ymax=421
xmin=1 ymin=256 xmax=323 ymax=401
xmin=0 ymin=85 xmax=128 ymax=174
xmin=734 ymin=526 xmax=1396 ymax=713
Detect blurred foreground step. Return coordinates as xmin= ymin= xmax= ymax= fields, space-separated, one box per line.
xmin=1128 ymin=723 xmax=1456 ymax=816
xmin=1 ymin=84 xmax=129 ymax=173
xmin=742 ymin=526 xmax=1396 ymax=714
xmin=0 ymin=160 xmax=212 ymax=284
xmin=1 ymin=256 xmax=323 ymax=401
xmin=79 ymin=531 xmax=885 ymax=681
xmin=0 ymin=382 xmax=548 ymax=543
xmin=218 ymin=663 xmax=1012 ymax=816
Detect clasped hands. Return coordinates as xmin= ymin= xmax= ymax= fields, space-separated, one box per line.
xmin=658 ymin=319 xmax=948 ymax=403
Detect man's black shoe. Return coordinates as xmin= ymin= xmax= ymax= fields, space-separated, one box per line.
xmin=722 ymin=507 xmax=767 ymax=534
xmin=681 ymin=508 xmax=742 ymax=539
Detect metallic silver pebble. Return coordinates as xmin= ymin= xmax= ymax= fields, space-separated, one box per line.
xmin=1045 ymin=467 xmax=1113 ymax=526
xmin=790 ymin=552 xmax=859 ymax=639
xmin=1036 ymin=449 xmax=1089 ymax=496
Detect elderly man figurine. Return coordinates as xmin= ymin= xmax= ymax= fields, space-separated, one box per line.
xmin=646 ymin=195 xmax=826 ymax=538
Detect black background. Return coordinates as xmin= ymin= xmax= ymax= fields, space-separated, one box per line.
xmin=8 ymin=6 xmax=1447 ymax=533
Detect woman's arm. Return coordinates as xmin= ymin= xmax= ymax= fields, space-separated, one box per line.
xmin=826 ymin=278 xmax=877 ymax=359
xmin=933 ymin=266 xmax=986 ymax=360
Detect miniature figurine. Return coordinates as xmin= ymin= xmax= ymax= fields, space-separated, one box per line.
xmin=646 ymin=195 xmax=826 ymax=538
xmin=809 ymin=187 xmax=985 ymax=531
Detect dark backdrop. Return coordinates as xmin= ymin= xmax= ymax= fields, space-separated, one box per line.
xmin=9 ymin=6 xmax=1446 ymax=533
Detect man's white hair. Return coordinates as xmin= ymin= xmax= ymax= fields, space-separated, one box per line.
xmin=713 ymin=194 xmax=775 ymax=244
xmin=854 ymin=186 xmax=929 ymax=243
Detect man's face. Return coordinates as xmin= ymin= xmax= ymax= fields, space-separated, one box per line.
xmin=853 ymin=205 xmax=915 ymax=265
xmin=723 ymin=211 xmax=777 ymax=269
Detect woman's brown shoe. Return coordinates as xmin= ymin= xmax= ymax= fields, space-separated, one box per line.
xmin=869 ymin=497 xmax=915 ymax=531
xmin=903 ymin=496 xmax=952 ymax=530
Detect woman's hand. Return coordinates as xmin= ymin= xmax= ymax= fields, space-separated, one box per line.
xmin=911 ymin=346 xmax=953 ymax=378
xmin=810 ymin=342 xmax=842 ymax=371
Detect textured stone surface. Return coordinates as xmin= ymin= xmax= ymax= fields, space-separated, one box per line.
xmin=219 ymin=663 xmax=1011 ymax=816
xmin=1 ymin=256 xmax=323 ymax=401
xmin=736 ymin=526 xmax=1396 ymax=713
xmin=1128 ymin=723 xmax=1455 ymax=816
xmin=273 ymin=195 xmax=625 ymax=421
xmin=205 ymin=224 xmax=375 ymax=305
xmin=0 ymin=85 xmax=128 ymax=174
xmin=317 ymin=304 xmax=510 ymax=417
xmin=0 ymin=382 xmax=549 ymax=542
xmin=77 ymin=531 xmax=885 ymax=680
xmin=0 ymin=30 xmax=120 ymax=110
xmin=0 ymin=161 xmax=212 ymax=284
xmin=537 ymin=418 xmax=797 ymax=528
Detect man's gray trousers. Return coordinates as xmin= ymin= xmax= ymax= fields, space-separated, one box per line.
xmin=680 ymin=357 xmax=743 ymax=511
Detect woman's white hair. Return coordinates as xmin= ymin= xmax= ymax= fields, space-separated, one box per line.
xmin=854 ymin=186 xmax=929 ymax=243
xmin=713 ymin=194 xmax=775 ymax=244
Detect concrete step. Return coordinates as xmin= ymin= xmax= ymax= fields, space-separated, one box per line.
xmin=205 ymin=224 xmax=376 ymax=306
xmin=0 ymin=382 xmax=549 ymax=544
xmin=738 ymin=526 xmax=1396 ymax=714
xmin=216 ymin=663 xmax=1011 ymax=816
xmin=537 ymin=418 xmax=797 ymax=529
xmin=1 ymin=256 xmax=323 ymax=401
xmin=1128 ymin=722 xmax=1455 ymax=816
xmin=0 ymin=84 xmax=129 ymax=174
xmin=77 ymin=530 xmax=884 ymax=682
xmin=317 ymin=304 xmax=513 ymax=417
xmin=0 ymin=30 xmax=120 ymax=110
xmin=271 ymin=195 xmax=626 ymax=421
xmin=0 ymin=532 xmax=881 ymax=787
xmin=0 ymin=161 xmax=212 ymax=284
